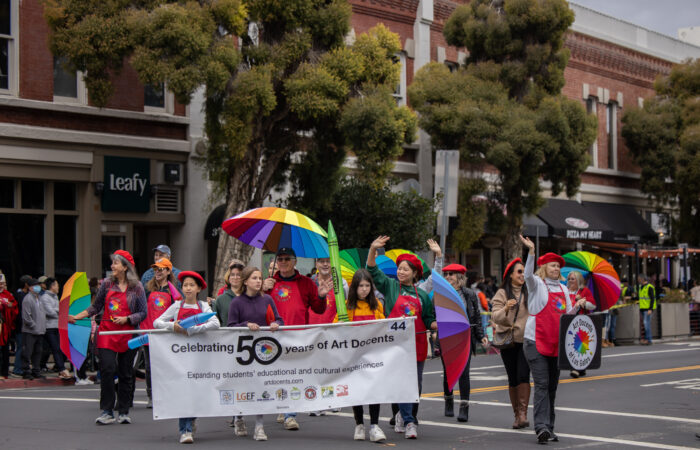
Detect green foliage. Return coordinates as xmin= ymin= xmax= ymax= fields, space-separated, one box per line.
xmin=622 ymin=58 xmax=700 ymax=245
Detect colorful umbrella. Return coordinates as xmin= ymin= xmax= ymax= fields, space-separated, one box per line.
xmin=222 ymin=207 xmax=329 ymax=258
xmin=385 ymin=249 xmax=431 ymax=278
xmin=58 ymin=272 xmax=92 ymax=372
xmin=339 ymin=248 xmax=370 ymax=285
xmin=432 ymin=272 xmax=471 ymax=392
xmin=561 ymin=251 xmax=621 ymax=311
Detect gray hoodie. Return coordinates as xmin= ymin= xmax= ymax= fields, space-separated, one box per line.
xmin=40 ymin=291 xmax=59 ymax=329
xmin=22 ymin=291 xmax=47 ymax=335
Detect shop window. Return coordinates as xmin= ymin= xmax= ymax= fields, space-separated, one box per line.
xmin=0 ymin=178 xmax=13 ymax=207
xmin=21 ymin=180 xmax=44 ymax=210
xmin=54 ymin=215 xmax=76 ymax=282
xmin=0 ymin=0 xmax=15 ymax=92
xmin=586 ymin=96 xmax=598 ymax=167
xmin=0 ymin=214 xmax=45 ymax=290
xmin=145 ymin=83 xmax=165 ymax=109
xmin=54 ymin=182 xmax=76 ymax=211
xmin=53 ymin=56 xmax=78 ymax=99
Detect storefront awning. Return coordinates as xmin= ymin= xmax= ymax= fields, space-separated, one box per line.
xmin=203 ymin=204 xmax=226 ymax=240
xmin=582 ymin=201 xmax=657 ymax=243
xmin=523 ymin=214 xmax=549 ymax=237
xmin=537 ymin=199 xmax=616 ymax=241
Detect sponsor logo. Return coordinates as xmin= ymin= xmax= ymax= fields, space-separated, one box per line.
xmin=236 ymin=392 xmax=255 ymax=402
xmin=219 ymin=390 xmax=234 ymax=405
xmin=565 ymin=217 xmax=589 ymax=229
xmin=290 ymin=387 xmax=301 ymax=400
xmin=257 ymin=390 xmax=274 ymax=402
xmin=255 ymin=338 xmax=281 ymax=364
xmin=304 ymin=386 xmax=317 ymax=400
xmin=276 ymin=388 xmax=288 ymax=401
xmin=565 ymin=315 xmax=597 ymax=371
xmin=336 ymin=385 xmax=349 ymax=397
xmin=321 ymin=386 xmax=334 ymax=398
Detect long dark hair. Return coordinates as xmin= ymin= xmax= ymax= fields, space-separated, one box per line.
xmin=347 ymin=269 xmax=379 ymax=312
xmin=500 ymin=261 xmax=528 ymax=306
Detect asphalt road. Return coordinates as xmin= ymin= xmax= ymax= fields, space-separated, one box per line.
xmin=1 ymin=340 xmax=698 ymax=449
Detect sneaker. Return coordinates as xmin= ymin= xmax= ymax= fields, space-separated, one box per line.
xmin=570 ymin=370 xmax=579 ymax=379
xmin=9 ymin=373 xmax=22 ymax=379
xmin=394 ymin=412 xmax=405 ymax=433
xmin=254 ymin=425 xmax=268 ymax=441
xmin=179 ymin=432 xmax=194 ymax=444
xmin=22 ymin=374 xmax=34 ymax=380
xmin=117 ymin=414 xmax=131 ymax=424
xmin=354 ymin=424 xmax=365 ymax=440
xmin=95 ymin=412 xmax=115 ymax=425
xmin=309 ymin=410 xmax=326 ymax=416
xmin=276 ymin=413 xmax=285 ymax=424
xmin=75 ymin=378 xmax=88 ymax=386
xmin=34 ymin=374 xmax=46 ymax=380
xmin=549 ymin=432 xmax=559 ymax=442
xmin=404 ymin=422 xmax=417 ymax=439
xmin=59 ymin=370 xmax=72 ymax=379
xmin=537 ymin=429 xmax=551 ymax=444
xmin=284 ymin=417 xmax=300 ymax=430
xmin=234 ymin=419 xmax=248 ymax=436
xmin=147 ymin=398 xmax=153 ymax=409
xmin=369 ymin=425 xmax=386 ymax=442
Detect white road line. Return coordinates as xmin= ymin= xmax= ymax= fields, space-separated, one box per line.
xmin=425 ymin=364 xmax=506 ymax=375
xmin=332 ymin=411 xmax=695 ymax=449
xmin=0 ymin=396 xmax=148 ymax=405
xmin=641 ymin=378 xmax=700 ymax=387
xmin=603 ymin=348 xmax=700 ymax=358
xmin=420 ymin=397 xmax=700 ymax=425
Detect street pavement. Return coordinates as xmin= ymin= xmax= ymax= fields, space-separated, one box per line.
xmin=0 ymin=340 xmax=698 ymax=449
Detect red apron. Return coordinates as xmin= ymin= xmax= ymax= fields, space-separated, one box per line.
xmin=271 ymin=281 xmax=307 ymax=326
xmin=177 ymin=302 xmax=202 ymax=322
xmin=307 ymin=288 xmax=337 ymax=325
xmin=535 ymin=285 xmax=567 ymax=357
xmin=387 ymin=287 xmax=428 ymax=362
xmin=97 ymin=289 xmax=134 ymax=353
xmin=141 ymin=290 xmax=173 ymax=332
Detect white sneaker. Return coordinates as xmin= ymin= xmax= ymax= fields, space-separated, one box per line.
xmin=404 ymin=422 xmax=417 ymax=439
xmin=117 ymin=414 xmax=131 ymax=424
xmin=309 ymin=410 xmax=326 ymax=416
xmin=95 ymin=413 xmax=115 ymax=425
xmin=253 ymin=425 xmax=268 ymax=441
xmin=354 ymin=424 xmax=365 ymax=440
xmin=179 ymin=432 xmax=194 ymax=444
xmin=234 ymin=419 xmax=248 ymax=436
xmin=276 ymin=413 xmax=285 ymax=423
xmin=75 ymin=378 xmax=88 ymax=386
xmin=284 ymin=417 xmax=300 ymax=430
xmin=369 ymin=425 xmax=386 ymax=442
xmin=394 ymin=412 xmax=405 ymax=433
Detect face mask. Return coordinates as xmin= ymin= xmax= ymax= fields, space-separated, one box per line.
xmin=32 ymin=285 xmax=41 ymax=294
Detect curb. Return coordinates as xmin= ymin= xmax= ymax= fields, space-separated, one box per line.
xmin=0 ymin=377 xmax=75 ymax=390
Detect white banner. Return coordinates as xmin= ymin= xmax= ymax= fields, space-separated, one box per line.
xmin=150 ymin=318 xmax=418 ymax=419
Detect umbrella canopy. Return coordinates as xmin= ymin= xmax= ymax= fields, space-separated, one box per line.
xmin=58 ymin=272 xmax=92 ymax=371
xmin=339 ymin=248 xmax=370 ymax=285
xmin=222 ymin=207 xmax=329 ymax=258
xmin=384 ymin=249 xmax=431 ymax=279
xmin=561 ymin=251 xmax=621 ymax=311
xmin=432 ymin=272 xmax=471 ymax=392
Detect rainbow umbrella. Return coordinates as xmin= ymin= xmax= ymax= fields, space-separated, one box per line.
xmin=561 ymin=251 xmax=621 ymax=311
xmin=339 ymin=248 xmax=370 ymax=285
xmin=58 ymin=272 xmax=92 ymax=372
xmin=222 ymin=207 xmax=329 ymax=258
xmin=385 ymin=249 xmax=431 ymax=279
xmin=433 ymin=272 xmax=471 ymax=391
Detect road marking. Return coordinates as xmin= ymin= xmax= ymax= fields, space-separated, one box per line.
xmin=641 ymin=378 xmax=700 ymax=389
xmin=424 ymin=364 xmax=506 ymax=375
xmin=421 ymin=365 xmax=700 ymax=396
xmin=0 ymin=396 xmax=148 ymax=405
xmin=603 ymin=348 xmax=700 ymax=358
xmin=419 ymin=397 xmax=700 ymax=425
xmin=332 ymin=412 xmax=696 ymax=449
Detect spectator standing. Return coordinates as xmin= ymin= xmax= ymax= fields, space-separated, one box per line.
xmin=21 ymin=278 xmax=47 ymax=380
xmin=638 ymin=274 xmax=657 ymax=345
xmin=0 ymin=273 xmax=19 ymax=378
xmin=11 ymin=275 xmax=32 ymax=377
xmin=40 ymin=277 xmax=71 ymax=379
xmin=140 ymin=245 xmax=182 ymax=286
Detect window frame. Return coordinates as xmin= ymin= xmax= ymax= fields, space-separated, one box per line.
xmin=144 ymin=83 xmax=175 ymax=114
xmin=52 ymin=56 xmax=87 ymax=104
xmin=586 ymin=96 xmax=598 ymax=168
xmin=0 ymin=0 xmax=19 ymax=96
xmin=392 ymin=52 xmax=407 ymax=107
xmin=606 ymin=101 xmax=618 ymax=170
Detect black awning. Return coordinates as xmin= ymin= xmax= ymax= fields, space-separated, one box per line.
xmin=537 ymin=199 xmax=615 ymax=241
xmin=203 ymin=204 xmax=226 ymax=240
xmin=523 ymin=214 xmax=549 ymax=237
xmin=583 ymin=201 xmax=657 ymax=243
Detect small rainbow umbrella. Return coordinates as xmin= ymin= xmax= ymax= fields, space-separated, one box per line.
xmin=58 ymin=272 xmax=92 ymax=372
xmin=561 ymin=251 xmax=621 ymax=311
xmin=433 ymin=272 xmax=471 ymax=392
xmin=222 ymin=207 xmax=329 ymax=258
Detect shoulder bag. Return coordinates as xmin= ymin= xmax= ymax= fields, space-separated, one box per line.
xmin=492 ymin=292 xmax=522 ymax=349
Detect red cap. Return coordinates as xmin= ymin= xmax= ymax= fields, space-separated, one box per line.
xmin=443 ymin=263 xmax=467 ymax=274
xmin=396 ymin=253 xmax=423 ymax=280
xmin=537 ymin=253 xmax=565 ymax=268
xmin=113 ymin=250 xmax=135 ymax=267
xmin=178 ymin=271 xmax=207 ymax=289
xmin=503 ymin=258 xmax=523 ymax=282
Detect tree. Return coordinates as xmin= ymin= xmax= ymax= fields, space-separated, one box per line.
xmin=45 ymin=1 xmax=416 ymax=289
xmin=408 ymin=0 xmax=596 ymax=259
xmin=621 ymin=58 xmax=700 ymax=245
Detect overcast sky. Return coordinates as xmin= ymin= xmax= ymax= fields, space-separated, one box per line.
xmin=571 ymin=0 xmax=700 ymax=38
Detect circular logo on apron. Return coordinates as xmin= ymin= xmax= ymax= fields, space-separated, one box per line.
xmin=564 ymin=315 xmax=597 ymax=370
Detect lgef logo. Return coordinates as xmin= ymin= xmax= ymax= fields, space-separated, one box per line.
xmin=564 ymin=315 xmax=597 ymax=370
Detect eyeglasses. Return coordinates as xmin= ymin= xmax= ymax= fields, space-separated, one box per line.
xmin=230 ymin=273 xmax=242 ymax=278
xmin=444 ymin=272 xmax=456 ymax=276
xmin=515 ymin=269 xmax=524 ymax=274
xmin=154 ymin=267 xmax=169 ymax=273
xmin=277 ymin=257 xmax=295 ymax=262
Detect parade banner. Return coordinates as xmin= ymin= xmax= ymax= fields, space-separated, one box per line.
xmin=557 ymin=314 xmax=604 ymax=371
xmin=150 ymin=318 xmax=418 ymax=420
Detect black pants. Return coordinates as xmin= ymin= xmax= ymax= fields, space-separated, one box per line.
xmin=98 ymin=347 xmax=136 ymax=415
xmin=500 ymin=342 xmax=531 ymax=387
xmin=353 ymin=404 xmax=380 ymax=425
xmin=41 ymin=329 xmax=66 ymax=371
xmin=22 ymin=333 xmax=43 ymax=376
xmin=144 ymin=346 xmax=152 ymax=398
xmin=0 ymin=343 xmax=10 ymax=377
xmin=523 ymin=339 xmax=559 ymax=434
xmin=441 ymin=351 xmax=472 ymax=400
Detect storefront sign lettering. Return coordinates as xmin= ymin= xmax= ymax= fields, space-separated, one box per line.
xmin=109 ymin=173 xmax=148 ymax=196
xmin=566 ymin=229 xmax=603 ymax=240
xmin=102 ymin=156 xmax=151 ymax=213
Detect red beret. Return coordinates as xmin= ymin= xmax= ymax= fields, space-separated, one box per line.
xmin=503 ymin=258 xmax=523 ymax=282
xmin=178 ymin=271 xmax=207 ymax=289
xmin=396 ymin=253 xmax=423 ymax=280
xmin=443 ymin=263 xmax=467 ymax=274
xmin=113 ymin=250 xmax=135 ymax=267
xmin=537 ymin=253 xmax=565 ymax=268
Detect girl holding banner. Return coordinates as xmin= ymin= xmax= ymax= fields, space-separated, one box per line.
xmin=154 ymin=271 xmax=220 ymax=444
xmin=367 ymin=236 xmax=437 ymax=440
xmin=227 ymin=267 xmax=283 ymax=441
xmin=519 ymin=236 xmax=586 ymax=444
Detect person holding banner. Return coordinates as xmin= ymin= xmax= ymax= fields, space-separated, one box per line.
xmin=213 ymin=259 xmax=245 ymax=332
xmin=367 ymin=236 xmax=437 ymax=440
xmin=519 ymin=236 xmax=586 ymax=444
xmin=69 ymin=250 xmax=147 ymax=426
xmin=227 ymin=266 xmax=283 ymax=441
xmin=154 ymin=270 xmax=220 ymax=444
xmin=566 ymin=271 xmax=596 ymax=379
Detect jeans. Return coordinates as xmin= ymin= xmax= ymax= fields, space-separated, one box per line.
xmin=284 ymin=412 xmax=297 ymax=419
xmin=42 ymin=328 xmax=66 ymax=371
xmin=523 ymin=339 xmax=559 ymax=434
xmin=12 ymin=333 xmax=23 ymax=375
xmin=179 ymin=417 xmax=196 ymax=434
xmin=98 ymin=347 xmax=136 ymax=415
xmin=22 ymin=333 xmax=44 ymax=376
xmin=641 ymin=310 xmax=653 ymax=342
xmin=398 ymin=360 xmax=425 ymax=425
xmin=607 ymin=314 xmax=618 ymax=341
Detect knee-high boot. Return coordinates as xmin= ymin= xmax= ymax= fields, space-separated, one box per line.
xmin=517 ymin=383 xmax=530 ymax=428
xmin=508 ymin=386 xmax=519 ymax=428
